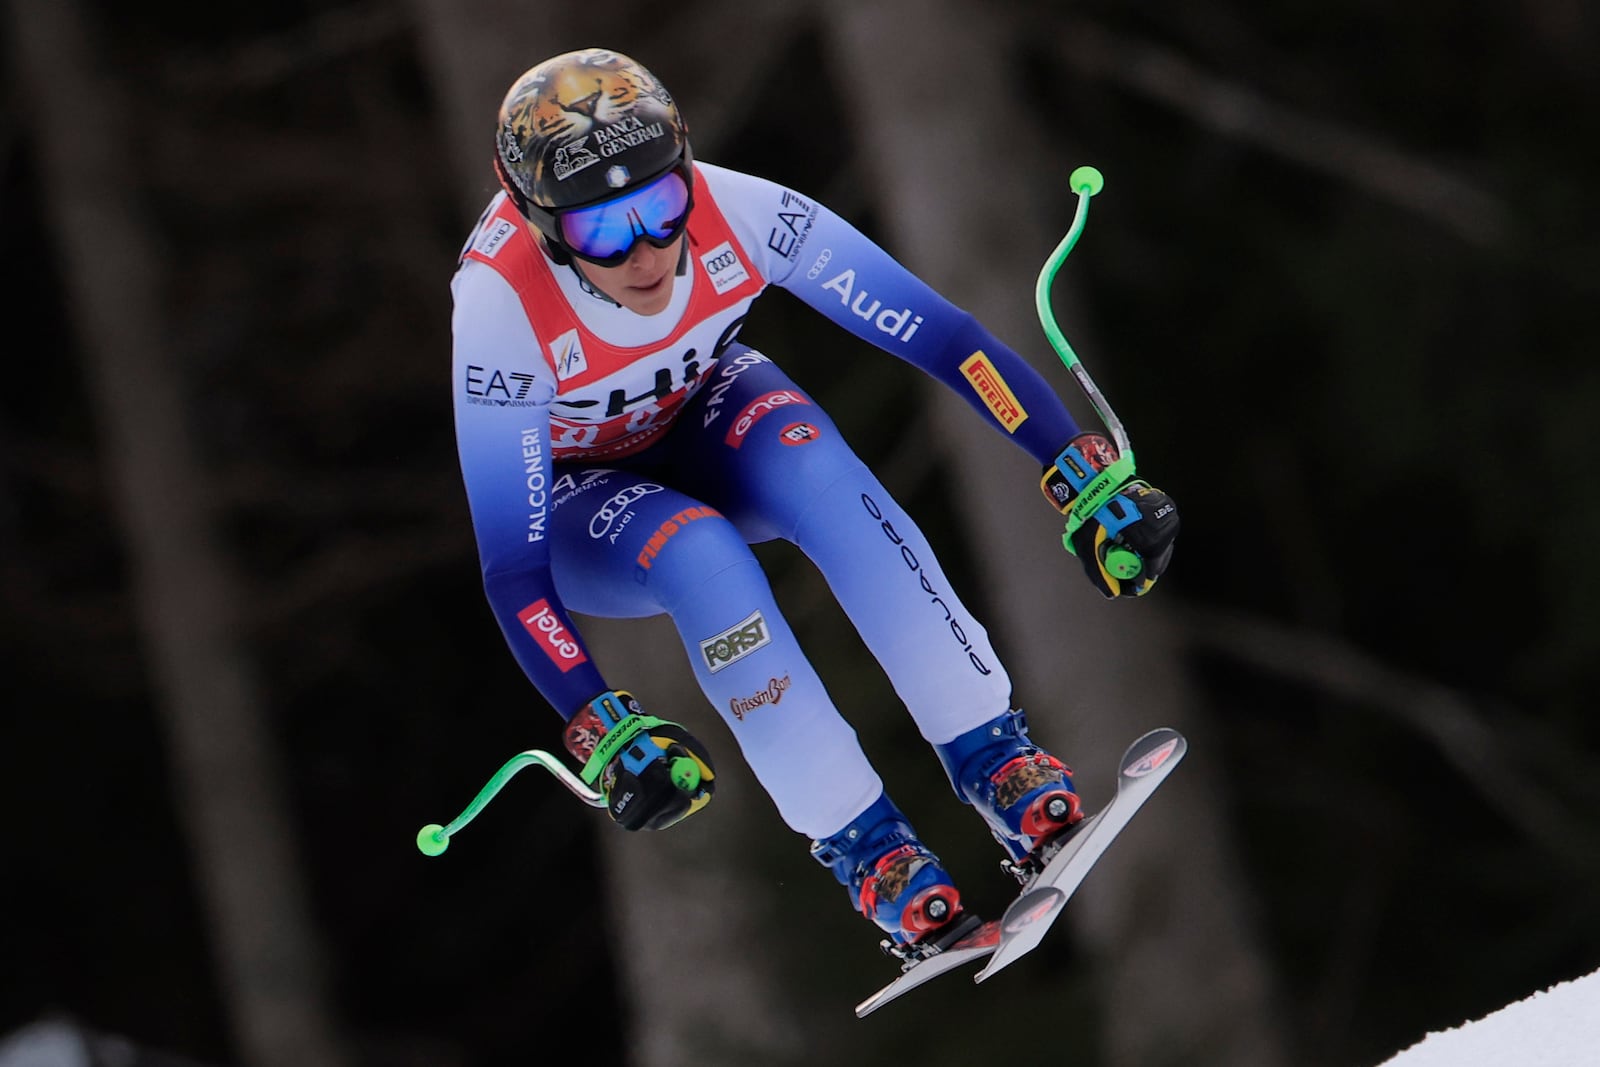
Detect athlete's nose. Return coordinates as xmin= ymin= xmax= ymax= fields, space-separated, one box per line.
xmin=628 ymin=240 xmax=670 ymax=269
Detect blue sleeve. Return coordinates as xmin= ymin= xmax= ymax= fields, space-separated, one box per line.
xmin=453 ymin=352 xmax=608 ymax=720
xmin=775 ymin=203 xmax=1081 ymax=463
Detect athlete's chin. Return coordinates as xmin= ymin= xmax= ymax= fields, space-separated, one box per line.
xmin=622 ymin=279 xmax=674 ymax=315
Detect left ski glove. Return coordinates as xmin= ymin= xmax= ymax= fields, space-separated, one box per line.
xmin=1041 ymin=432 xmax=1180 ymax=598
xmin=563 ymin=690 xmax=715 ymax=831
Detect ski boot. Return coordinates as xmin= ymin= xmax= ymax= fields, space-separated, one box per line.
xmin=810 ymin=792 xmax=970 ymax=960
xmin=935 ymin=707 xmax=1084 ymax=881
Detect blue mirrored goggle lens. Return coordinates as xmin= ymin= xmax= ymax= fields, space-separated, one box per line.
xmin=558 ymin=170 xmax=690 ymax=262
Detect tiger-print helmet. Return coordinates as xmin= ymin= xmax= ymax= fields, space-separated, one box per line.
xmin=493 ymin=48 xmax=693 ymax=246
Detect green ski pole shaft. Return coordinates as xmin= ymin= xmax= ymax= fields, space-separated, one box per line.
xmin=417 ymin=748 xmax=604 ymax=857
xmin=1035 ymin=165 xmax=1134 ymax=466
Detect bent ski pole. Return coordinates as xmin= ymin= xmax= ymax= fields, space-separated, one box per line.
xmin=1037 ymin=165 xmax=1132 ymax=460
xmin=417 ymin=748 xmax=604 ymax=857
xmin=1037 ymin=165 xmax=1142 ymax=579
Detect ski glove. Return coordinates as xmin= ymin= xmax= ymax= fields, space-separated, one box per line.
xmin=563 ymin=690 xmax=715 ymax=831
xmin=1040 ymin=432 xmax=1180 ymax=599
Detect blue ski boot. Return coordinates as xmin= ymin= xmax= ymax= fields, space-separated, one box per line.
xmin=810 ymin=792 xmax=964 ymax=949
xmin=935 ymin=708 xmax=1083 ymax=872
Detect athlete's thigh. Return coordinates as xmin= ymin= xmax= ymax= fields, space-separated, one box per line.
xmin=548 ymin=466 xmax=725 ymax=618
xmin=667 ymin=346 xmax=868 ymax=538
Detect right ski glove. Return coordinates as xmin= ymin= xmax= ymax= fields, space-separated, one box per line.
xmin=563 ymin=689 xmax=715 ymax=831
xmin=1040 ymin=432 xmax=1180 ymax=599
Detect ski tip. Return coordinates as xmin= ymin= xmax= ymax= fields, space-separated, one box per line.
xmin=1120 ymin=729 xmax=1187 ymax=779
xmin=974 ymin=886 xmax=1066 ymax=984
xmin=1001 ymin=887 xmax=1067 ymax=938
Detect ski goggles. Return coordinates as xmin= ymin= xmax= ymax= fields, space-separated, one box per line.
xmin=556 ymin=166 xmax=693 ymax=267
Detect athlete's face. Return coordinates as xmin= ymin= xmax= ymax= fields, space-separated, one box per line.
xmin=585 ymin=234 xmax=684 ymax=316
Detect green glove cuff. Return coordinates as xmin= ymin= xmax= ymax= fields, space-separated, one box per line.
xmin=1061 ymin=453 xmax=1137 ymax=553
xmin=580 ymin=713 xmax=669 ymax=786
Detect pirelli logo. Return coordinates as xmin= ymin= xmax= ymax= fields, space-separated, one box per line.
xmin=960 ymin=351 xmax=1028 ymax=433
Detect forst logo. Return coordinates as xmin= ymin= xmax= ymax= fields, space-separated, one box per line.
xmin=700 ymin=611 xmax=771 ymax=673
xmin=518 ymin=598 xmax=588 ymax=672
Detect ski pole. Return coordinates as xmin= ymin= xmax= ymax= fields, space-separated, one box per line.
xmin=1037 ymin=165 xmax=1144 ymax=581
xmin=416 ymin=748 xmax=605 ymax=857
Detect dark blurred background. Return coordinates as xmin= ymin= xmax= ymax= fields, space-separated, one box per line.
xmin=3 ymin=1 xmax=1597 ymax=1066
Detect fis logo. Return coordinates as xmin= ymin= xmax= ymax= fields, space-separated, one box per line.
xmin=549 ymin=328 xmax=588 ymax=381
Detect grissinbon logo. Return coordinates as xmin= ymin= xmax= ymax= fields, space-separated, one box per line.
xmin=960 ymin=351 xmax=1028 ymax=433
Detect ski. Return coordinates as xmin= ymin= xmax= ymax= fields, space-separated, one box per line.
xmin=854 ymin=727 xmax=1186 ymax=1017
xmin=976 ymin=726 xmax=1185 ymax=980
xmin=852 ymin=916 xmax=1003 ymax=1018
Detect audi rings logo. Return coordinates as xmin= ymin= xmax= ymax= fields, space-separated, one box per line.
xmin=805 ymin=247 xmax=833 ymax=280
xmin=700 ymin=240 xmax=751 ymax=295
xmin=589 ymin=483 xmax=664 ymax=539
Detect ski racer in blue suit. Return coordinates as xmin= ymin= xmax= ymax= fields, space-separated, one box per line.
xmin=449 ymin=48 xmax=1181 ymax=952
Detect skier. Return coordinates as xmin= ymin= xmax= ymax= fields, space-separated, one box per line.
xmin=449 ymin=48 xmax=1180 ymax=952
